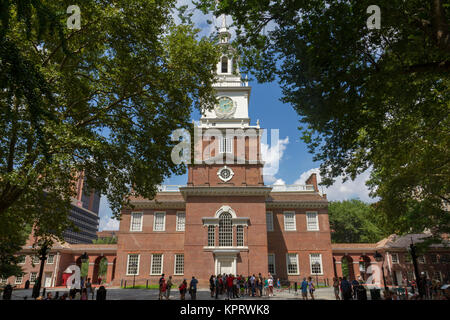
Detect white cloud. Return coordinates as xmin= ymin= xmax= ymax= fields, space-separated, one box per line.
xmin=98 ymin=195 xmax=120 ymax=231
xmin=261 ymin=135 xmax=289 ymax=183
xmin=100 ymin=217 xmax=120 ymax=231
xmin=295 ymin=167 xmax=376 ymax=203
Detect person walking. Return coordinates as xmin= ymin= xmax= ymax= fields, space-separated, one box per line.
xmin=209 ymin=275 xmax=215 ymax=298
xmin=158 ymin=274 xmax=166 ymax=300
xmin=85 ymin=278 xmax=93 ymax=300
xmin=351 ymin=278 xmax=359 ymax=299
xmin=332 ymin=277 xmax=340 ymax=300
xmin=215 ymin=275 xmax=221 ymax=299
xmin=179 ymin=279 xmax=187 ymax=300
xmin=189 ymin=276 xmax=198 ymax=300
xmin=268 ymin=275 xmax=274 ymax=297
xmin=340 ymin=277 xmax=352 ymax=300
xmin=307 ymin=277 xmax=315 ymax=300
xmin=300 ymin=278 xmax=308 ymax=300
xmin=166 ymin=276 xmax=173 ymax=300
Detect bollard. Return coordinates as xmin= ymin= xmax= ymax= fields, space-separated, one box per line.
xmin=124 ymin=280 xmax=127 ymax=288
xmin=121 ymin=279 xmax=123 ymax=288
xmin=146 ymin=280 xmax=148 ymax=289
xmin=294 ymin=282 xmax=297 ymax=292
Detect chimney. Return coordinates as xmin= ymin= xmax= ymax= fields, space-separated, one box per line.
xmin=305 ymin=173 xmax=319 ymax=192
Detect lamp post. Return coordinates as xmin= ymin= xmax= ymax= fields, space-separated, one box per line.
xmin=374 ymin=251 xmax=388 ymax=292
xmin=32 ymin=243 xmax=50 ymax=299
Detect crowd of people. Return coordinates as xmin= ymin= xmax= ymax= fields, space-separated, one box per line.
xmin=157 ymin=273 xmax=284 ymax=300
xmin=332 ymin=275 xmax=450 ymax=300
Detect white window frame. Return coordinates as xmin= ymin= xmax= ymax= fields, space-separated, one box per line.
xmin=176 ymin=212 xmax=185 ymax=232
xmin=15 ymin=275 xmax=23 ymax=284
xmin=306 ymin=211 xmax=319 ymax=231
xmin=430 ymin=254 xmax=438 ymax=264
xmin=219 ymin=136 xmax=233 ymax=154
xmin=30 ymin=272 xmax=37 ymax=284
xmin=309 ymin=253 xmax=323 ymax=275
xmin=32 ymin=255 xmax=40 ymax=265
xmin=174 ymin=254 xmax=184 ymax=275
xmin=283 ymin=211 xmax=296 ymax=231
xmin=266 ymin=212 xmax=274 ymax=232
xmin=418 ymin=255 xmax=426 ymax=264
xmin=268 ymin=253 xmax=276 ymax=275
xmin=286 ymin=253 xmax=299 ymax=275
xmin=130 ymin=212 xmax=143 ymax=232
xmin=153 ymin=212 xmax=166 ymax=232
xmin=126 ymin=254 xmax=140 ymax=276
xmin=236 ymin=225 xmax=244 ymax=247
xmin=47 ymin=254 xmax=55 ymax=264
xmin=150 ymin=254 xmax=164 ymax=275
xmin=391 ymin=253 xmax=399 ymax=264
xmin=207 ymin=225 xmax=215 ymax=247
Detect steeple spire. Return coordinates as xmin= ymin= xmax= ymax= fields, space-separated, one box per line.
xmin=218 ymin=14 xmax=231 ymax=44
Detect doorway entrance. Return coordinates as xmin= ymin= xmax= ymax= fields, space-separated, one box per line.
xmin=215 ymin=256 xmax=236 ymax=275
xmin=44 ymin=272 xmax=53 ymax=287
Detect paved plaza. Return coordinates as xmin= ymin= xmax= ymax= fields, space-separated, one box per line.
xmin=8 ymin=286 xmax=338 ymax=300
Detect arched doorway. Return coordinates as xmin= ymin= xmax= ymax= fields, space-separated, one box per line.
xmin=92 ymin=256 xmax=108 ymax=285
xmin=341 ymin=255 xmax=355 ymax=280
xmin=358 ymin=255 xmax=371 ymax=281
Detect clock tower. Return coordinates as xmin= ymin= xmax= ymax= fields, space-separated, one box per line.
xmin=183 ymin=16 xmax=269 ymax=281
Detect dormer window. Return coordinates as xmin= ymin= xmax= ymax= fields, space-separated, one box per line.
xmin=221 ymin=56 xmax=228 ymax=73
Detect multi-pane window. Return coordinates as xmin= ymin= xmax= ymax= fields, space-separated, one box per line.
xmin=32 ymin=255 xmax=40 ymax=265
xmin=30 ymin=272 xmax=37 ymax=284
xmin=174 ymin=254 xmax=184 ymax=275
xmin=208 ymin=225 xmax=215 ymax=247
xmin=219 ymin=212 xmax=233 ymax=246
xmin=268 ymin=254 xmax=276 ymax=274
xmin=0 ymin=278 xmax=7 ymax=284
xmin=126 ymin=254 xmax=140 ymax=275
xmin=391 ymin=253 xmax=399 ymax=264
xmin=310 ymin=253 xmax=323 ymax=275
xmin=430 ymin=254 xmax=438 ymax=264
xmin=266 ymin=212 xmax=274 ymax=232
xmin=306 ymin=212 xmax=319 ymax=231
xmin=284 ymin=212 xmax=296 ymax=231
xmin=176 ymin=212 xmax=185 ymax=231
xmin=130 ymin=212 xmax=143 ymax=231
xmin=221 ymin=56 xmax=228 ymax=73
xmin=418 ymin=255 xmax=426 ymax=264
xmin=153 ymin=212 xmax=166 ymax=231
xmin=407 ymin=271 xmax=415 ymax=281
xmin=219 ymin=136 xmax=233 ymax=154
xmin=441 ymin=254 xmax=450 ymax=264
xmin=47 ymin=254 xmax=55 ymax=264
xmin=287 ymin=253 xmax=299 ymax=275
xmin=18 ymin=255 xmax=26 ymax=264
xmin=150 ymin=254 xmax=163 ymax=275
xmin=15 ymin=276 xmax=23 ymax=284
xmin=236 ymin=225 xmax=244 ymax=247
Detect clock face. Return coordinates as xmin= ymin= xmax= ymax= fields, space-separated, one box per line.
xmin=216 ymin=97 xmax=235 ymax=116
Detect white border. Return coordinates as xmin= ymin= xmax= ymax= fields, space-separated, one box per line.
xmin=153 ymin=212 xmax=166 ymax=232
xmin=130 ymin=212 xmax=143 ymax=232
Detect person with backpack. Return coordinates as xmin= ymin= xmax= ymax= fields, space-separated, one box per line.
xmin=340 ymin=276 xmax=352 ymax=300
xmin=179 ymin=279 xmax=187 ymax=300
xmin=189 ymin=276 xmax=198 ymax=300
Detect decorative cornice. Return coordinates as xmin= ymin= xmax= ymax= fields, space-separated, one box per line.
xmin=266 ymin=200 xmax=328 ymax=209
xmin=129 ymin=200 xmax=185 ymax=209
xmin=180 ymin=186 xmax=272 ymax=198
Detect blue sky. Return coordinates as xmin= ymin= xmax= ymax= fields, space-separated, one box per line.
xmin=98 ymin=6 xmax=374 ymax=231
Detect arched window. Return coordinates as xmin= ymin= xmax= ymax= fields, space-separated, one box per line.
xmin=219 ymin=212 xmax=232 ymax=246
xmin=221 ymin=56 xmax=228 ymax=73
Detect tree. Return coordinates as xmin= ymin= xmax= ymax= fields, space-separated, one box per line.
xmin=328 ymin=200 xmax=385 ymax=243
xmin=0 ymin=0 xmax=219 ymax=278
xmin=92 ymin=237 xmax=117 ymax=244
xmin=198 ymin=0 xmax=450 ymax=240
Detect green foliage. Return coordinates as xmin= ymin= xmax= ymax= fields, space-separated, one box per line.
xmin=98 ymin=257 xmax=108 ymax=278
xmin=198 ymin=0 xmax=450 ymax=240
xmin=80 ymin=260 xmax=89 ymax=278
xmin=341 ymin=257 xmax=350 ymax=278
xmin=92 ymin=237 xmax=117 ymax=244
xmin=328 ymin=200 xmax=386 ymax=243
xmin=0 ymin=0 xmax=219 ymax=279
